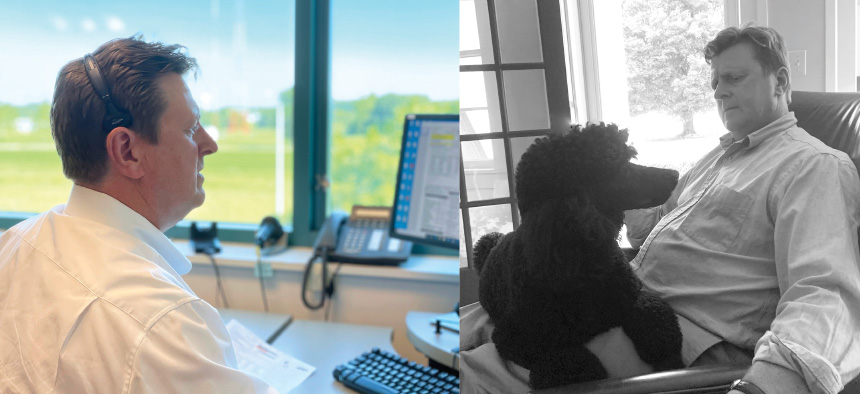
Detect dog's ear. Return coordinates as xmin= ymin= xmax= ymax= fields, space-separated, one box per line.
xmin=473 ymin=232 xmax=505 ymax=274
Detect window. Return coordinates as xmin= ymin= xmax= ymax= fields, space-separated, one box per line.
xmin=572 ymin=0 xmax=726 ymax=176
xmin=0 ymin=0 xmax=295 ymax=227
xmin=459 ymin=0 xmax=727 ymax=267
xmin=0 ymin=1 xmax=459 ymax=254
xmin=459 ymin=0 xmax=571 ymax=268
xmin=329 ymin=0 xmax=458 ymax=215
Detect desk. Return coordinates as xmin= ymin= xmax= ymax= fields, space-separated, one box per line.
xmin=270 ymin=320 xmax=395 ymax=394
xmin=406 ymin=311 xmax=460 ymax=371
xmin=218 ymin=308 xmax=293 ymax=344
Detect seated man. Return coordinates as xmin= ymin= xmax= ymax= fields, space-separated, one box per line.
xmin=626 ymin=26 xmax=860 ymax=394
xmin=0 ymin=37 xmax=278 ymax=393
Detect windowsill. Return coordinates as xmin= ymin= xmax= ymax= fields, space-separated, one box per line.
xmin=0 ymin=226 xmax=458 ymax=283
xmin=172 ymin=240 xmax=460 ymax=283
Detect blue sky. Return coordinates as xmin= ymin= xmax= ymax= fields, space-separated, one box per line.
xmin=0 ymin=0 xmax=458 ymax=108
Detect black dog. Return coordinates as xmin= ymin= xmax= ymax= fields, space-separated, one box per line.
xmin=473 ymin=123 xmax=683 ymax=390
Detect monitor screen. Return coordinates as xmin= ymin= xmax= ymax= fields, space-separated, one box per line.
xmin=390 ymin=114 xmax=460 ymax=249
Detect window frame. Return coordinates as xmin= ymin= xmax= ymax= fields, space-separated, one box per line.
xmin=0 ymin=0 xmax=457 ymax=257
xmin=459 ymin=0 xmax=571 ymax=268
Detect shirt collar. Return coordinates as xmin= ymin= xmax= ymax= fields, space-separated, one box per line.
xmin=718 ymin=112 xmax=797 ymax=151
xmin=62 ymin=184 xmax=192 ymax=275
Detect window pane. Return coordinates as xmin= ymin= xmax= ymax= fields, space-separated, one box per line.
xmin=469 ymin=204 xmax=513 ymax=249
xmin=462 ymin=139 xmax=509 ymax=201
xmin=460 ymin=71 xmax=502 ymax=134
xmin=571 ymin=0 xmax=725 ymax=174
xmin=0 ymin=0 xmax=295 ymax=225
xmin=496 ymin=0 xmax=543 ymax=63
xmin=329 ymin=1 xmax=458 ymax=213
xmin=460 ymin=0 xmax=495 ymax=65
xmin=503 ymin=69 xmax=550 ymax=131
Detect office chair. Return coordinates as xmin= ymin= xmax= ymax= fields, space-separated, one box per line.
xmin=526 ymin=90 xmax=860 ymax=394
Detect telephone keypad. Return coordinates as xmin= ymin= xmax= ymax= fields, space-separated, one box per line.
xmin=343 ymin=219 xmax=387 ymax=253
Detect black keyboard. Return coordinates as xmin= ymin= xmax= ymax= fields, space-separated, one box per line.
xmin=332 ymin=348 xmax=460 ymax=394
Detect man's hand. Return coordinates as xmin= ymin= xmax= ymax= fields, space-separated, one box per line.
xmin=738 ymin=361 xmax=812 ymax=394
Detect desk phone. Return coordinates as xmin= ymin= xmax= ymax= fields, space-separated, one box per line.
xmin=318 ymin=206 xmax=412 ymax=265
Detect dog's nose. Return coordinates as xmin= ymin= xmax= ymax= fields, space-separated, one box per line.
xmin=664 ymin=169 xmax=680 ymax=181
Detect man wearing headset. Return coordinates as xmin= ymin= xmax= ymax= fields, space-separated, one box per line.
xmin=0 ymin=37 xmax=280 ymax=393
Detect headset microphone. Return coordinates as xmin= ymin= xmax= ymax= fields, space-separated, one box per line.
xmin=82 ymin=54 xmax=133 ymax=133
xmin=255 ymin=216 xmax=284 ymax=248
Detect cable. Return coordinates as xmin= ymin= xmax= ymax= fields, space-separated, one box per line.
xmin=323 ymin=261 xmax=343 ymax=321
xmin=301 ymin=250 xmax=328 ymax=310
xmin=302 ymin=249 xmax=341 ymax=312
xmin=204 ymin=250 xmax=229 ymax=309
xmin=256 ymin=247 xmax=269 ymax=313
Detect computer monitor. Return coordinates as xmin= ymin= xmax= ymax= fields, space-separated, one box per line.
xmin=390 ymin=114 xmax=460 ymax=249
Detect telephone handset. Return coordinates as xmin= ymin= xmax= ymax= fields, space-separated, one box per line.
xmin=301 ymin=206 xmax=413 ymax=310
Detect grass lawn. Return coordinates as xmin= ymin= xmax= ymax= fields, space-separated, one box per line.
xmin=0 ymin=145 xmax=293 ymax=225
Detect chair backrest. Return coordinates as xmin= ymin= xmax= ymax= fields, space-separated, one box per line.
xmin=789 ymin=90 xmax=860 ymax=171
xmin=789 ymin=91 xmax=860 ymax=394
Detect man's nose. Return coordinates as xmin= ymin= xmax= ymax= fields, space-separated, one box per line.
xmin=713 ymin=83 xmax=728 ymax=100
xmin=198 ymin=124 xmax=219 ymax=156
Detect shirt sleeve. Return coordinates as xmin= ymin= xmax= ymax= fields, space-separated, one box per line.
xmin=760 ymin=152 xmax=860 ymax=394
xmin=125 ymin=299 xmax=281 ymax=394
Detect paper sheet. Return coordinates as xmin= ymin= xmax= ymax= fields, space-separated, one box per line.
xmin=226 ymin=319 xmax=315 ymax=393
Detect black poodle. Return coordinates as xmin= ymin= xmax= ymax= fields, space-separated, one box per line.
xmin=474 ymin=122 xmax=683 ymax=390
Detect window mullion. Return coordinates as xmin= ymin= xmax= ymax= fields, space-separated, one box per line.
xmin=293 ymin=0 xmax=332 ymax=246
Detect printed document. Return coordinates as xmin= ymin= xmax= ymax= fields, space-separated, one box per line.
xmin=226 ymin=319 xmax=315 ymax=393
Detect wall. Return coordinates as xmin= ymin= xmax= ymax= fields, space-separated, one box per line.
xmin=837 ymin=0 xmax=857 ymax=92
xmin=767 ymin=0 xmax=856 ymax=92
xmin=768 ymin=0 xmax=826 ymax=91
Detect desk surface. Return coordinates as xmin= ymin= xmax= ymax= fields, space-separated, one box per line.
xmin=270 ymin=320 xmax=395 ymax=394
xmin=218 ymin=309 xmax=293 ymax=344
xmin=406 ymin=311 xmax=460 ymax=370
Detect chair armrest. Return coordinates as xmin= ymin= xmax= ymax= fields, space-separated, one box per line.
xmin=527 ymin=363 xmax=748 ymax=394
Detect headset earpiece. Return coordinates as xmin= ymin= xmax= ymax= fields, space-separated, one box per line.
xmin=82 ymin=54 xmax=133 ymax=133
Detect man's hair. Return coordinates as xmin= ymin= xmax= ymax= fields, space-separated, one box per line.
xmin=704 ymin=25 xmax=791 ymax=102
xmin=51 ymin=36 xmax=198 ymax=184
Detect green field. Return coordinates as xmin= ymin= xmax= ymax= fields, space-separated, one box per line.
xmin=0 ymin=144 xmax=293 ymax=224
xmin=0 ymin=94 xmax=458 ymax=225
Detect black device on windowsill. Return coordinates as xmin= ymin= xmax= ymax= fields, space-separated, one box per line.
xmin=255 ymin=216 xmax=285 ymax=249
xmin=190 ymin=222 xmax=221 ymax=254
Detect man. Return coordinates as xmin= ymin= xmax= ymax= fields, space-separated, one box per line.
xmin=0 ymin=37 xmax=279 ymax=393
xmin=626 ymin=26 xmax=860 ymax=394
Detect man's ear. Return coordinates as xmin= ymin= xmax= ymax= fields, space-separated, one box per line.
xmin=105 ymin=128 xmax=146 ymax=179
xmin=775 ymin=66 xmax=790 ymax=97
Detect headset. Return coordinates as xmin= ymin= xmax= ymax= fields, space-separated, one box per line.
xmin=82 ymin=54 xmax=133 ymax=132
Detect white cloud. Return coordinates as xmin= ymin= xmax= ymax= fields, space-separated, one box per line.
xmin=81 ymin=18 xmax=96 ymax=32
xmin=51 ymin=16 xmax=68 ymax=32
xmin=106 ymin=16 xmax=125 ymax=32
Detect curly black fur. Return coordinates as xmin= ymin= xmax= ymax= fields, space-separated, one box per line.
xmin=476 ymin=123 xmax=683 ymax=390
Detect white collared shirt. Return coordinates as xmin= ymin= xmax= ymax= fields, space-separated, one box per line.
xmin=626 ymin=113 xmax=860 ymax=394
xmin=0 ymin=185 xmax=280 ymax=393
